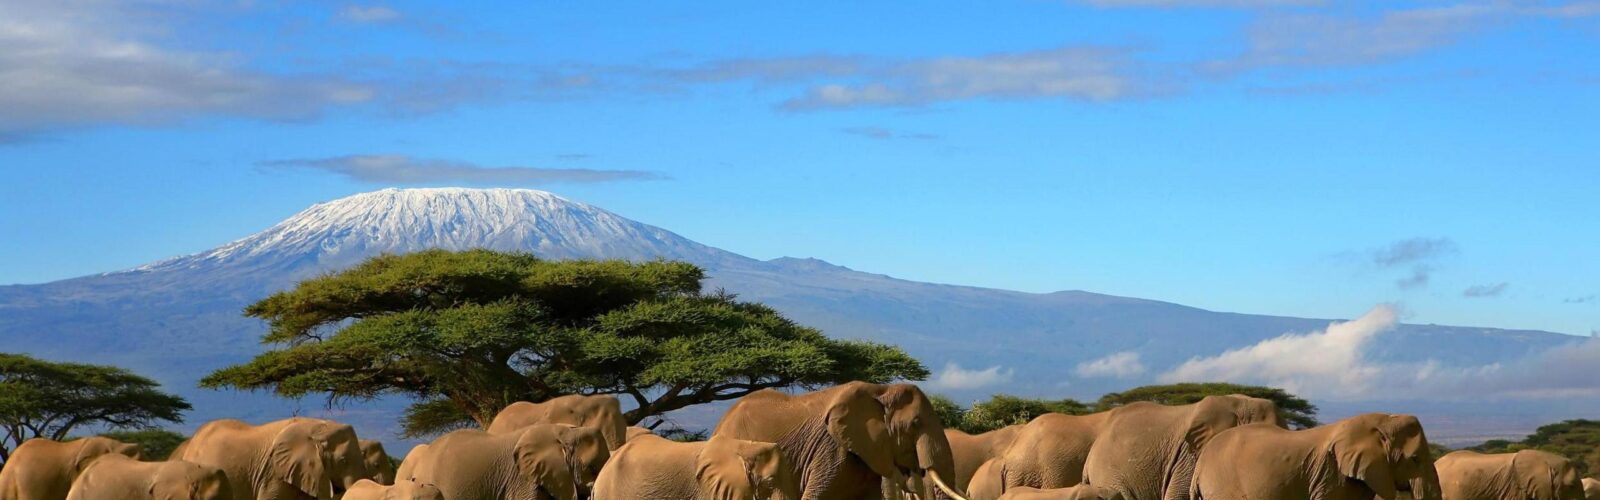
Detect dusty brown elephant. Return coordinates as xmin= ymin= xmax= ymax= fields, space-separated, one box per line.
xmin=393 ymin=444 xmax=427 ymax=484
xmin=1582 ymin=478 xmax=1598 ymax=499
xmin=487 ymin=395 xmax=629 ymax=450
xmin=64 ymin=454 xmax=231 ymax=500
xmin=624 ymin=427 xmax=654 ymax=441
xmin=400 ymin=424 xmax=609 ymax=500
xmin=1191 ymin=413 xmax=1441 ymax=500
xmin=996 ymin=485 xmax=1124 ymax=500
xmin=342 ymin=479 xmax=444 ymax=500
xmin=946 ymin=426 xmax=1022 ymax=492
xmin=1435 ymin=450 xmax=1586 ymax=500
xmin=1081 ymin=394 xmax=1283 ymax=500
xmin=712 ymin=382 xmax=966 ymax=500
xmin=968 ymin=412 xmax=1111 ymax=499
xmin=0 ymin=436 xmax=140 ymax=500
xmin=174 ymin=418 xmax=370 ymax=500
xmin=592 ymin=433 xmax=800 ymax=500
xmin=360 ymin=440 xmax=396 ymax=485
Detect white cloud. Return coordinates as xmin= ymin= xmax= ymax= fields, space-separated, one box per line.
xmin=1075 ymin=351 xmax=1146 ymax=378
xmin=1160 ymin=305 xmax=1397 ymax=398
xmin=926 ymin=363 xmax=1014 ymax=390
xmin=338 ymin=5 xmax=402 ymax=23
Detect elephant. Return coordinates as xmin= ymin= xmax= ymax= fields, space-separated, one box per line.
xmin=946 ymin=425 xmax=1023 ymax=492
xmin=1582 ymin=478 xmax=1598 ymax=499
xmin=341 ymin=479 xmax=444 ymax=500
xmin=1191 ymin=413 xmax=1441 ymax=500
xmin=996 ymin=485 xmax=1124 ymax=500
xmin=174 ymin=417 xmax=371 ymax=500
xmin=393 ymin=444 xmax=427 ymax=484
xmin=400 ymin=423 xmax=610 ymax=500
xmin=63 ymin=454 xmax=231 ymax=500
xmin=712 ymin=381 xmax=966 ymax=500
xmin=487 ymin=395 xmax=629 ymax=451
xmin=625 ymin=427 xmax=654 ymax=441
xmin=1081 ymin=394 xmax=1283 ymax=500
xmin=360 ymin=440 xmax=396 ymax=485
xmin=1434 ymin=450 xmax=1586 ymax=500
xmin=0 ymin=436 xmax=141 ymax=500
xmin=967 ymin=412 xmax=1112 ymax=499
xmin=592 ymin=433 xmax=800 ymax=500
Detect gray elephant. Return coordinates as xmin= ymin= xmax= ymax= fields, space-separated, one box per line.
xmin=1435 ymin=450 xmax=1586 ymax=500
xmin=592 ymin=433 xmax=799 ymax=500
xmin=174 ymin=418 xmax=370 ymax=500
xmin=0 ymin=437 xmax=141 ymax=500
xmin=64 ymin=454 xmax=231 ymax=500
xmin=712 ymin=382 xmax=966 ymax=500
xmin=1192 ymin=413 xmax=1441 ymax=500
xmin=487 ymin=395 xmax=629 ymax=451
xmin=400 ymin=424 xmax=609 ymax=500
xmin=1082 ymin=395 xmax=1283 ymax=500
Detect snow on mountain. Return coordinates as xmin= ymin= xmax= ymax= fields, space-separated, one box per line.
xmin=129 ymin=187 xmax=750 ymax=277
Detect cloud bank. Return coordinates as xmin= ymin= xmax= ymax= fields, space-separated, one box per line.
xmin=1076 ymin=351 xmax=1147 ymax=378
xmin=261 ymin=155 xmax=660 ymax=185
xmin=927 ymin=363 xmax=1014 ymax=390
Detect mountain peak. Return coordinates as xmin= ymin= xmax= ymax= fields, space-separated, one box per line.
xmin=128 ymin=187 xmax=748 ymax=279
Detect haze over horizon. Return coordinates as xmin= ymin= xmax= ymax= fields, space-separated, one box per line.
xmin=3 ymin=0 xmax=1598 ymax=340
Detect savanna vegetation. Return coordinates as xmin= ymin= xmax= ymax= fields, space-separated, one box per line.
xmin=202 ymin=249 xmax=929 ymax=437
xmin=935 ymin=382 xmax=1320 ymax=433
xmin=1466 ymin=419 xmax=1600 ymax=478
xmin=96 ymin=428 xmax=187 ymax=460
xmin=0 ymin=353 xmax=190 ymax=465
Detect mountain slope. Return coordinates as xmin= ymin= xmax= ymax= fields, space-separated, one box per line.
xmin=0 ymin=188 xmax=1583 ymax=442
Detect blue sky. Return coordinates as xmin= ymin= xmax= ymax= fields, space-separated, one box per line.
xmin=2 ymin=0 xmax=1597 ymax=336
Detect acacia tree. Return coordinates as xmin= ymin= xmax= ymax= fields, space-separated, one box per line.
xmin=0 ymin=353 xmax=190 ymax=465
xmin=203 ymin=249 xmax=928 ymax=437
xmin=1095 ymin=382 xmax=1319 ymax=429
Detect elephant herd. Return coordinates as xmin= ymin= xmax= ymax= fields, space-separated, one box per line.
xmin=0 ymin=382 xmax=1594 ymax=500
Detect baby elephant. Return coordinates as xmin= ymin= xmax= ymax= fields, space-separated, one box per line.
xmin=65 ymin=454 xmax=231 ymax=500
xmin=997 ymin=485 xmax=1124 ymax=500
xmin=592 ymin=433 xmax=799 ymax=500
xmin=1192 ymin=413 xmax=1441 ymax=500
xmin=1435 ymin=450 xmax=1586 ymax=500
xmin=342 ymin=479 xmax=444 ymax=500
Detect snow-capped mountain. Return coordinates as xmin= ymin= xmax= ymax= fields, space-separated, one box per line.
xmin=0 ymin=188 xmax=1587 ymax=445
xmin=130 ymin=187 xmax=750 ymax=280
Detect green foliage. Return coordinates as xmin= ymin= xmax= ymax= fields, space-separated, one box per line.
xmin=98 ymin=428 xmax=186 ymax=460
xmin=1467 ymin=419 xmax=1600 ymax=479
xmin=1095 ymin=382 xmax=1320 ymax=429
xmin=0 ymin=353 xmax=190 ymax=465
xmin=204 ymin=250 xmax=927 ymax=437
xmin=938 ymin=394 xmax=1093 ymax=434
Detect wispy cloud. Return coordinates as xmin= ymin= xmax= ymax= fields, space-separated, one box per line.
xmin=1161 ymin=305 xmax=1397 ymax=398
xmin=926 ymin=363 xmax=1015 ymax=390
xmin=1363 ymin=237 xmax=1456 ymax=290
xmin=261 ymin=155 xmax=661 ymax=185
xmin=1075 ymin=351 xmax=1147 ymax=378
xmin=337 ymin=5 xmax=402 ymax=23
xmin=1566 ymin=295 xmax=1597 ymax=304
xmin=1462 ymin=282 xmax=1509 ymax=298
xmin=0 ymin=0 xmax=375 ymax=138
xmin=841 ymin=127 xmax=940 ymax=140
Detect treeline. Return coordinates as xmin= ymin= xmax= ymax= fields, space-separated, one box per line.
xmin=1464 ymin=419 xmax=1600 ymax=479
xmin=931 ymin=382 xmax=1320 ymax=434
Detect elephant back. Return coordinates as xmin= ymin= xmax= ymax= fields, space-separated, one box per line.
xmin=1 ymin=437 xmax=138 ymax=500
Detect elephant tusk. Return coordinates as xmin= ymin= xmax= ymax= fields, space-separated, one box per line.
xmin=927 ymin=469 xmax=969 ymax=500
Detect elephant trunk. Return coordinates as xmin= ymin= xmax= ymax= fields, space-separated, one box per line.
xmin=1412 ymin=464 xmax=1443 ymax=500
xmin=916 ymin=432 xmax=963 ymax=500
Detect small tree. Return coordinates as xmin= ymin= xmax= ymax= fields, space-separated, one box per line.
xmin=204 ymin=250 xmax=928 ymax=437
xmin=933 ymin=394 xmax=1092 ymax=434
xmin=1095 ymin=382 xmax=1319 ymax=429
xmin=98 ymin=428 xmax=187 ymax=461
xmin=0 ymin=353 xmax=190 ymax=465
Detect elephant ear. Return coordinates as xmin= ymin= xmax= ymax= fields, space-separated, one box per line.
xmin=1330 ymin=424 xmax=1399 ymax=500
xmin=1511 ymin=451 xmax=1558 ymax=500
xmin=825 ymin=384 xmax=897 ymax=480
xmin=71 ymin=438 xmax=113 ymax=472
xmin=1184 ymin=396 xmax=1244 ymax=451
xmin=271 ymin=423 xmax=334 ymax=500
xmin=696 ymin=437 xmax=749 ymax=499
xmin=515 ymin=427 xmax=578 ymax=500
xmin=966 ymin=458 xmax=1006 ymax=500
